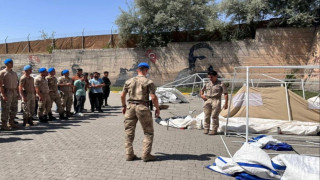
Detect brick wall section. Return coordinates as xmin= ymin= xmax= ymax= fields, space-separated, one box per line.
xmin=0 ymin=27 xmax=316 ymax=88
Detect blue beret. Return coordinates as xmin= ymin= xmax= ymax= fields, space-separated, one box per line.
xmin=48 ymin=67 xmax=55 ymax=73
xmin=4 ymin=58 xmax=13 ymax=65
xmin=24 ymin=65 xmax=32 ymax=71
xmin=62 ymin=69 xmax=69 ymax=75
xmin=138 ymin=62 xmax=150 ymax=69
xmin=38 ymin=67 xmax=47 ymax=73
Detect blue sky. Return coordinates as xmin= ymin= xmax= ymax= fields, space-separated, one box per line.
xmin=0 ymin=0 xmax=131 ymax=42
xmin=0 ymin=0 xmax=225 ymax=43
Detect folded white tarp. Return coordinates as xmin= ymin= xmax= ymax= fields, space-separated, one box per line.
xmin=157 ymin=112 xmax=319 ymax=135
xmin=249 ymin=135 xmax=282 ymax=148
xmin=207 ymin=143 xmax=320 ymax=180
xmin=157 ymin=114 xmax=203 ymax=129
xmin=156 ymin=87 xmax=189 ymax=104
xmin=158 ymin=116 xmax=195 ymax=129
xmin=219 ymin=116 xmax=320 ymax=136
xmin=308 ymin=96 xmax=320 ymax=110
xmin=272 ymin=154 xmax=320 ymax=180
xmin=208 ymin=143 xmax=281 ymax=179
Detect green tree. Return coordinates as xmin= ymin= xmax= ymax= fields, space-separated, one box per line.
xmin=268 ymin=0 xmax=320 ymax=27
xmin=116 ymin=0 xmax=218 ymax=47
xmin=219 ymin=0 xmax=269 ymax=38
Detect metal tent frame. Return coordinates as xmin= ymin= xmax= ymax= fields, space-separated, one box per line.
xmin=224 ymin=65 xmax=320 ymax=143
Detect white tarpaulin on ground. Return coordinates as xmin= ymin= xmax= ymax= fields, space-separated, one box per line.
xmin=157 ymin=112 xmax=320 ymax=135
xmin=156 ymin=87 xmax=189 ymax=104
xmin=207 ymin=143 xmax=320 ymax=180
xmin=219 ymin=116 xmax=320 ymax=136
xmin=308 ymin=96 xmax=320 ymax=110
xmin=272 ymin=154 xmax=320 ymax=180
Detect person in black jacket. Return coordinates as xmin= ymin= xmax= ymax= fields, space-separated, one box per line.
xmin=102 ymin=71 xmax=111 ymax=106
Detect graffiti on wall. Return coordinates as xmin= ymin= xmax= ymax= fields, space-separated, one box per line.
xmin=29 ymin=55 xmax=40 ymax=64
xmin=28 ymin=55 xmax=41 ymax=71
xmin=188 ymin=43 xmax=214 ymax=70
xmin=145 ymin=49 xmax=157 ymax=63
xmin=114 ymin=65 xmax=137 ymax=86
xmin=174 ymin=43 xmax=215 ymax=82
xmin=70 ymin=57 xmax=83 ymax=75
xmin=71 ymin=63 xmax=82 ymax=75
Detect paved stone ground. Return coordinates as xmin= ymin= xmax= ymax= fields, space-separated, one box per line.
xmin=0 ymin=93 xmax=319 ymax=180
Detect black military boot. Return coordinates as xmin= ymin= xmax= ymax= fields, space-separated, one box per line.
xmin=59 ymin=113 xmax=68 ymax=120
xmin=22 ymin=118 xmax=29 ymax=127
xmin=39 ymin=116 xmax=48 ymax=123
xmin=66 ymin=111 xmax=73 ymax=118
xmin=28 ymin=118 xmax=37 ymax=126
xmin=48 ymin=113 xmax=56 ymax=121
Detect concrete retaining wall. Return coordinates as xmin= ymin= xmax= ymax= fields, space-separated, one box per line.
xmin=0 ymin=27 xmax=317 ymax=89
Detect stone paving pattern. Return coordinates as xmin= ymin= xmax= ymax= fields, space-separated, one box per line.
xmin=1 ymin=93 xmax=319 ymax=180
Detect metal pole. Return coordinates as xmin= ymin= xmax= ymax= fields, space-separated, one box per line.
xmin=245 ymin=67 xmax=250 ymax=142
xmin=301 ymin=79 xmax=305 ymax=99
xmin=27 ymin=34 xmax=30 ymax=53
xmin=284 ymin=82 xmax=292 ymax=121
xmin=5 ymin=36 xmax=8 ymax=54
xmin=191 ymin=75 xmax=196 ymax=95
xmin=82 ymin=28 xmax=85 ymax=49
xmin=225 ymin=69 xmax=237 ymax=136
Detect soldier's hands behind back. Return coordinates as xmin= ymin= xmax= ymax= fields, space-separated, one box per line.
xmin=155 ymin=108 xmax=160 ymax=117
xmin=201 ymin=95 xmax=207 ymax=101
xmin=2 ymin=96 xmax=8 ymax=101
xmin=122 ymin=107 xmax=126 ymax=114
xmin=223 ymin=104 xmax=228 ymax=109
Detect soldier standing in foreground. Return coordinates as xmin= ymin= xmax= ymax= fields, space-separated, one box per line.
xmin=0 ymin=58 xmax=20 ymax=130
xmin=200 ymin=71 xmax=228 ymax=135
xmin=121 ymin=62 xmax=160 ymax=162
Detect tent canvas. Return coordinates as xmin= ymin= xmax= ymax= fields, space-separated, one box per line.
xmin=220 ymin=86 xmax=320 ymax=123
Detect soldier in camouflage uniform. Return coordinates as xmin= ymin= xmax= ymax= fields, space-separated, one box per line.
xmin=19 ymin=65 xmax=37 ymax=126
xmin=200 ymin=71 xmax=228 ymax=135
xmin=0 ymin=58 xmax=20 ymax=130
xmin=35 ymin=67 xmax=51 ymax=123
xmin=121 ymin=62 xmax=160 ymax=162
xmin=46 ymin=67 xmax=68 ymax=120
xmin=58 ymin=70 xmax=74 ymax=117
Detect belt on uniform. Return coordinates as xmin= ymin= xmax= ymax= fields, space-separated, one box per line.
xmin=128 ymin=101 xmax=149 ymax=106
xmin=207 ymin=96 xmax=221 ymax=99
xmin=4 ymin=88 xmax=16 ymax=91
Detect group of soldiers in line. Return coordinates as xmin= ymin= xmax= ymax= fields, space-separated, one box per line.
xmin=0 ymin=58 xmax=111 ymax=131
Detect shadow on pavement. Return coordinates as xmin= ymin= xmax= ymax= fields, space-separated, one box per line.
xmin=155 ymin=152 xmax=216 ymax=161
xmin=0 ymin=137 xmax=33 ymax=143
xmin=0 ymin=106 xmax=122 ymax=142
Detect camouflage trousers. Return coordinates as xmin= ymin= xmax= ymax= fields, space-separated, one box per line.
xmin=203 ymin=98 xmax=221 ymax=131
xmin=49 ymin=91 xmax=63 ymax=114
xmin=38 ymin=93 xmax=51 ymax=117
xmin=61 ymin=91 xmax=73 ymax=112
xmin=1 ymin=89 xmax=18 ymax=124
xmin=23 ymin=93 xmax=35 ymax=119
xmin=124 ymin=103 xmax=154 ymax=156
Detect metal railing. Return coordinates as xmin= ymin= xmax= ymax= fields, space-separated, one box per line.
xmin=0 ymin=29 xmax=117 ymax=44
